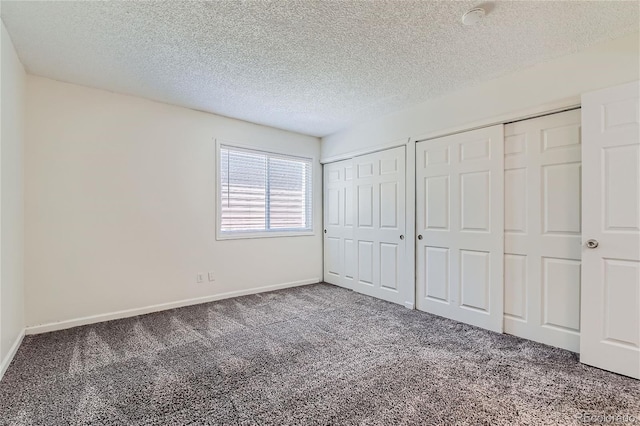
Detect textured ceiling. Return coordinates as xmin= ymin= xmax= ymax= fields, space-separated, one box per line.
xmin=2 ymin=1 xmax=639 ymax=137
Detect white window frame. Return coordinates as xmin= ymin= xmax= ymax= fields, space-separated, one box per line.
xmin=216 ymin=139 xmax=315 ymax=240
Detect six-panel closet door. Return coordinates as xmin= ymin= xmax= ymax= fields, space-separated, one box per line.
xmin=353 ymin=146 xmax=408 ymax=305
xmin=503 ymin=109 xmax=583 ymax=352
xmin=323 ymin=146 xmax=409 ymax=306
xmin=415 ymin=125 xmax=504 ymax=333
xmin=323 ymin=159 xmax=355 ymax=289
xmin=580 ymin=81 xmax=640 ymax=379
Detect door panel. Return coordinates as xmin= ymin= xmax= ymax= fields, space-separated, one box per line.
xmin=542 ymin=163 xmax=581 ymax=234
xmin=602 ymin=259 xmax=639 ymax=346
xmin=460 ymin=250 xmax=490 ymax=312
xmin=416 ymin=125 xmax=504 ymax=332
xmin=503 ymin=109 xmax=582 ymax=352
xmin=380 ymin=182 xmax=398 ymax=228
xmin=344 ymin=184 xmax=354 ymax=227
xmin=358 ymin=240 xmax=374 ymax=286
xmin=461 ymin=171 xmax=490 ymax=231
xmin=604 ymin=145 xmax=639 ymax=230
xmin=580 ymin=81 xmax=640 ymax=379
xmin=353 ymin=146 xmax=409 ymax=305
xmin=325 ymin=237 xmax=340 ymax=277
xmin=357 ymin=185 xmax=373 ymax=227
xmin=344 ymin=239 xmax=355 ymax=280
xmin=425 ymin=247 xmax=449 ymax=302
xmin=323 ymin=159 xmax=355 ymax=289
xmin=504 ymin=169 xmax=526 ymax=233
xmin=380 ymin=243 xmax=398 ymax=290
xmin=504 ymin=254 xmax=526 ymax=319
xmin=425 ymin=176 xmax=449 ymax=229
xmin=542 ymin=257 xmax=581 ymax=332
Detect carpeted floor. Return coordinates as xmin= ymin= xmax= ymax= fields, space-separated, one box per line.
xmin=1 ymin=283 xmax=638 ymax=425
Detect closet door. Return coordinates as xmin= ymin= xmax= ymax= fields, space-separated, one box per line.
xmin=580 ymin=81 xmax=639 ymax=379
xmin=353 ymin=146 xmax=408 ymax=305
xmin=416 ymin=125 xmax=504 ymax=332
xmin=323 ymin=159 xmax=355 ymax=289
xmin=503 ymin=109 xmax=582 ymax=352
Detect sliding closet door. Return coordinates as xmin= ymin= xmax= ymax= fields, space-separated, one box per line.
xmin=580 ymin=81 xmax=640 ymax=379
xmin=416 ymin=125 xmax=504 ymax=333
xmin=323 ymin=159 xmax=355 ymax=288
xmin=353 ymin=146 xmax=408 ymax=305
xmin=503 ymin=109 xmax=582 ymax=352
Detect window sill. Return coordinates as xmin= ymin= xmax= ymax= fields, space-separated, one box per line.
xmin=216 ymin=230 xmax=315 ymax=241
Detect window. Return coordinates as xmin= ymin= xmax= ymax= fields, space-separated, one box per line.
xmin=218 ymin=144 xmax=313 ymax=238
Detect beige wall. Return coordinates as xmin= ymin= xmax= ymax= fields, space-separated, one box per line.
xmin=322 ymin=32 xmax=640 ymax=160
xmin=0 ymin=22 xmax=26 ymax=374
xmin=25 ymin=76 xmax=322 ymax=329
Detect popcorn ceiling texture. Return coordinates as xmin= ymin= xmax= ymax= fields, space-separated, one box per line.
xmin=1 ymin=1 xmax=639 ymax=136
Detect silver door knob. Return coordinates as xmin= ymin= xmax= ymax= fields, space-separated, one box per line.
xmin=586 ymin=239 xmax=599 ymax=249
xmin=400 ymin=235 xmax=404 ymax=240
xmin=418 ymin=235 xmax=423 ymax=240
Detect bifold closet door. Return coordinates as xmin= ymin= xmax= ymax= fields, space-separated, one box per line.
xmin=503 ymin=109 xmax=582 ymax=352
xmin=323 ymin=159 xmax=355 ymax=288
xmin=416 ymin=125 xmax=504 ymax=333
xmin=353 ymin=146 xmax=408 ymax=305
xmin=580 ymin=81 xmax=640 ymax=379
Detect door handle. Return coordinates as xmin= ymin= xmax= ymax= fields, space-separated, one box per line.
xmin=400 ymin=235 xmax=405 ymax=240
xmin=418 ymin=235 xmax=423 ymax=240
xmin=324 ymin=229 xmax=327 ymax=234
xmin=586 ymin=239 xmax=599 ymax=249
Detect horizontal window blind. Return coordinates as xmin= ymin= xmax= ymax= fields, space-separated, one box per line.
xmin=219 ymin=145 xmax=312 ymax=235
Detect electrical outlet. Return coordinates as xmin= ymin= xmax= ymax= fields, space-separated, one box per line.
xmin=208 ymin=272 xmax=215 ymax=282
xmin=196 ymin=273 xmax=204 ymax=283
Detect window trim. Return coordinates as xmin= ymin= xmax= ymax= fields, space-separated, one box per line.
xmin=215 ymin=139 xmax=315 ymax=241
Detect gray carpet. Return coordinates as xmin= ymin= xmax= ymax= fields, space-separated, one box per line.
xmin=1 ymin=283 xmax=638 ymax=425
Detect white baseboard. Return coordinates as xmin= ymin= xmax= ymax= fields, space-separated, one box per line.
xmin=0 ymin=329 xmax=25 ymax=382
xmin=26 ymin=278 xmax=320 ymax=335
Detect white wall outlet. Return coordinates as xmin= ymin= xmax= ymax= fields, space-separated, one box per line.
xmin=208 ymin=272 xmax=215 ymax=282
xmin=196 ymin=273 xmax=204 ymax=283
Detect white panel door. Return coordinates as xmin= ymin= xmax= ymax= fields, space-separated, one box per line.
xmin=323 ymin=159 xmax=355 ymax=289
xmin=580 ymin=81 xmax=640 ymax=379
xmin=416 ymin=125 xmax=504 ymax=332
xmin=503 ymin=109 xmax=582 ymax=352
xmin=353 ymin=146 xmax=408 ymax=305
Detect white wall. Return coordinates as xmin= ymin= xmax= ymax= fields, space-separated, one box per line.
xmin=0 ymin=22 xmax=26 ymax=373
xmin=25 ymin=76 xmax=322 ymax=329
xmin=322 ymin=32 xmax=640 ymax=160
